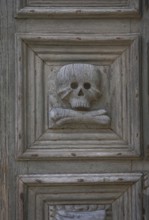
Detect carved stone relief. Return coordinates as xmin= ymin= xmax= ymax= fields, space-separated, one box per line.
xmin=49 ymin=64 xmax=110 ymax=128
xmin=49 ymin=205 xmax=106 ymax=220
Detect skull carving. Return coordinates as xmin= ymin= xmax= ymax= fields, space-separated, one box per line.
xmin=56 ymin=64 xmax=101 ymax=110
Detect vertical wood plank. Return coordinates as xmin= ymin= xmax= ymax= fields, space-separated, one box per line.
xmin=136 ymin=178 xmax=142 ymax=220
xmin=26 ymin=47 xmax=36 ymax=146
xmin=0 ymin=0 xmax=9 ymax=220
xmin=16 ymin=39 xmax=27 ymax=154
xmin=123 ymin=191 xmax=128 ymax=220
xmin=143 ymin=174 xmax=149 ymax=220
xmin=118 ymin=195 xmax=124 ymax=220
xmin=112 ymin=199 xmax=118 ymax=220
xmin=121 ymin=48 xmax=129 ymax=143
xmin=35 ymin=55 xmax=44 ymax=139
xmin=131 ymin=183 xmax=137 ymax=220
xmin=110 ymin=56 xmax=123 ymax=137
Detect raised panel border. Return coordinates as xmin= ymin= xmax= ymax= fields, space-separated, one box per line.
xmin=143 ymin=173 xmax=149 ymax=220
xmin=15 ymin=0 xmax=141 ymax=18
xmin=17 ymin=173 xmax=143 ymax=220
xmin=15 ymin=33 xmax=142 ymax=160
xmin=146 ymin=43 xmax=149 ymax=158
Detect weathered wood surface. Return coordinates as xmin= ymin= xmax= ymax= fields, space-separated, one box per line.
xmin=17 ymin=173 xmax=142 ymax=220
xmin=1 ymin=1 xmax=149 ymax=220
xmin=15 ymin=34 xmax=141 ymax=160
xmin=0 ymin=1 xmax=9 ymax=220
xmin=15 ymin=0 xmax=141 ymax=18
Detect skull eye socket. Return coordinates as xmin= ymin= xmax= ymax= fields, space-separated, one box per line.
xmin=84 ymin=82 xmax=91 ymax=90
xmin=70 ymin=82 xmax=78 ymax=89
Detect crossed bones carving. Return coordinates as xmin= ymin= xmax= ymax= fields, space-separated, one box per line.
xmin=49 ymin=108 xmax=110 ymax=127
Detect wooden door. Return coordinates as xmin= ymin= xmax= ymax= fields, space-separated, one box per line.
xmin=1 ymin=0 xmax=149 ymax=219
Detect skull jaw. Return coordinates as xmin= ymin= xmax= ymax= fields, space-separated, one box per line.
xmin=70 ymin=98 xmax=90 ymax=111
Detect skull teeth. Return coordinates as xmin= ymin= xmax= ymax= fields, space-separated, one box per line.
xmin=71 ymin=99 xmax=90 ymax=109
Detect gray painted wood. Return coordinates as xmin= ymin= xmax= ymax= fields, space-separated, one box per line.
xmin=0 ymin=1 xmax=9 ymax=219
xmin=17 ymin=173 xmax=142 ymax=220
xmin=1 ymin=1 xmax=149 ymax=220
xmin=15 ymin=0 xmax=141 ymax=18
xmin=15 ymin=34 xmax=141 ymax=160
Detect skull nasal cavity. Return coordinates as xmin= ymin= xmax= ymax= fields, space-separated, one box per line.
xmin=78 ymin=89 xmax=84 ymax=96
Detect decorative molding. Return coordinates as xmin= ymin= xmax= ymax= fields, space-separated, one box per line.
xmin=146 ymin=43 xmax=149 ymax=158
xmin=15 ymin=33 xmax=141 ymax=160
xmin=143 ymin=173 xmax=149 ymax=220
xmin=24 ymin=0 xmax=130 ymax=7
xmin=15 ymin=0 xmax=141 ymax=18
xmin=17 ymin=173 xmax=143 ymax=220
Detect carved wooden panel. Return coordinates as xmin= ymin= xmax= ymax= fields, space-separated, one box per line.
xmin=143 ymin=174 xmax=149 ymax=220
xmin=16 ymin=0 xmax=141 ymax=18
xmin=17 ymin=173 xmax=143 ymax=220
xmin=15 ymin=33 xmax=141 ymax=160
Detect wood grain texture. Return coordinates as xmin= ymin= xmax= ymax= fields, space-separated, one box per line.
xmin=146 ymin=43 xmax=149 ymax=158
xmin=27 ymin=0 xmax=129 ymax=7
xmin=1 ymin=1 xmax=149 ymax=220
xmin=15 ymin=0 xmax=141 ymax=18
xmin=15 ymin=33 xmax=141 ymax=160
xmin=17 ymin=173 xmax=142 ymax=220
xmin=0 ymin=1 xmax=9 ymax=220
xmin=143 ymin=174 xmax=149 ymax=220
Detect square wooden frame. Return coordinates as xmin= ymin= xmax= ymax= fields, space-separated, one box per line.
xmin=17 ymin=173 xmax=143 ymax=220
xmin=15 ymin=0 xmax=141 ymax=18
xmin=15 ymin=33 xmax=141 ymax=160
